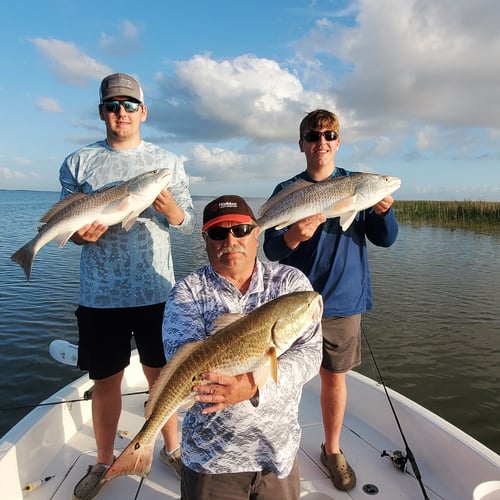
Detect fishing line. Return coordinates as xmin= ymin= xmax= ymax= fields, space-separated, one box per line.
xmin=0 ymin=390 xmax=149 ymax=412
xmin=361 ymin=324 xmax=430 ymax=500
xmin=134 ymin=477 xmax=145 ymax=500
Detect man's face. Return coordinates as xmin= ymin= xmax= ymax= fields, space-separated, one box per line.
xmin=203 ymin=221 xmax=259 ymax=275
xmin=299 ymin=127 xmax=341 ymax=170
xmin=99 ymin=95 xmax=147 ymax=141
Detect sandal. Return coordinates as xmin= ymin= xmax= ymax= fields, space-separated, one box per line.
xmin=159 ymin=446 xmax=182 ymax=479
xmin=320 ymin=443 xmax=356 ymax=491
xmin=72 ymin=463 xmax=108 ymax=500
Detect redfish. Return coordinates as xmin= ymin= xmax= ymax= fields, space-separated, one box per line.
xmin=11 ymin=169 xmax=172 ymax=280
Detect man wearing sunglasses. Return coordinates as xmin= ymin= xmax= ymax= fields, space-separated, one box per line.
xmin=61 ymin=73 xmax=195 ymax=500
xmin=263 ymin=109 xmax=399 ymax=492
xmin=162 ymin=195 xmax=322 ymax=499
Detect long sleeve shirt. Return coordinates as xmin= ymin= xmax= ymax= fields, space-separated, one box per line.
xmin=263 ymin=167 xmax=399 ymax=317
xmin=162 ymin=259 xmax=322 ymax=477
xmin=59 ymin=140 xmax=195 ymax=308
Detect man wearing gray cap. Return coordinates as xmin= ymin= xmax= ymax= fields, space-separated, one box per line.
xmin=60 ymin=73 xmax=195 ymax=500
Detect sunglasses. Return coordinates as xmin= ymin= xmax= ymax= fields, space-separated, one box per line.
xmin=102 ymin=100 xmax=141 ymax=113
xmin=205 ymin=224 xmax=256 ymax=241
xmin=302 ymin=130 xmax=339 ymax=142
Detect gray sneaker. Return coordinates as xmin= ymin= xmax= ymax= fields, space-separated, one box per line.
xmin=159 ymin=447 xmax=182 ymax=479
xmin=72 ymin=463 xmax=108 ymax=500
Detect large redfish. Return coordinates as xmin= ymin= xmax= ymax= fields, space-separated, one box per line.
xmin=103 ymin=291 xmax=323 ymax=484
xmin=11 ymin=169 xmax=172 ymax=280
xmin=257 ymin=173 xmax=401 ymax=232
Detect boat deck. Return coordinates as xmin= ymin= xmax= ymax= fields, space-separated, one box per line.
xmin=3 ymin=355 xmax=499 ymax=499
xmin=18 ymin=380 xmax=438 ymax=499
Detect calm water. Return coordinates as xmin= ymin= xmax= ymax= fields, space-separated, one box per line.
xmin=0 ymin=190 xmax=499 ymax=455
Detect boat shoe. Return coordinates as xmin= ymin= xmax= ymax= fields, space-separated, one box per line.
xmin=320 ymin=444 xmax=356 ymax=491
xmin=72 ymin=462 xmax=109 ymax=500
xmin=159 ymin=446 xmax=182 ymax=479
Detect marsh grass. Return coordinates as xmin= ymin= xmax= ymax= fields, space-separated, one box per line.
xmin=394 ymin=200 xmax=500 ymax=232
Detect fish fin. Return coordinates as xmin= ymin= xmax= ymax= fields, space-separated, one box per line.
xmin=145 ymin=340 xmax=203 ymax=417
xmin=121 ymin=213 xmax=141 ymax=232
xmin=253 ymin=364 xmax=269 ymax=388
xmin=274 ymin=219 xmax=297 ymax=231
xmin=269 ymin=347 xmax=278 ymax=383
xmin=252 ymin=348 xmax=278 ymax=387
xmin=320 ymin=194 xmax=358 ymax=217
xmin=103 ymin=431 xmax=154 ymax=481
xmin=258 ymin=179 xmax=313 ymax=216
xmin=54 ymin=230 xmax=76 ymax=248
xmin=39 ymin=193 xmax=89 ymax=223
xmin=117 ymin=193 xmax=144 ymax=212
xmin=113 ymin=193 xmax=148 ymax=231
xmin=339 ymin=211 xmax=358 ymax=231
xmin=210 ymin=313 xmax=245 ymax=334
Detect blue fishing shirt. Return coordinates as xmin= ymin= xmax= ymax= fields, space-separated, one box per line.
xmin=162 ymin=259 xmax=322 ymax=477
xmin=59 ymin=140 xmax=195 ymax=308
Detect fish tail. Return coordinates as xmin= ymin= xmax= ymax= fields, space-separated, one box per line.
xmin=102 ymin=433 xmax=155 ymax=482
xmin=11 ymin=242 xmax=36 ymax=281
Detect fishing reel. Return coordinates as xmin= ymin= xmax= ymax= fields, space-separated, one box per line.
xmin=381 ymin=449 xmax=407 ymax=472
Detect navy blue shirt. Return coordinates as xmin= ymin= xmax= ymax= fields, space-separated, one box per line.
xmin=263 ymin=168 xmax=399 ymax=317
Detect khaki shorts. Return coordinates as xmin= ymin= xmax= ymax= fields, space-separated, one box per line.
xmin=321 ymin=314 xmax=362 ymax=373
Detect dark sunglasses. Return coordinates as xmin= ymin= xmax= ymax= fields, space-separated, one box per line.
xmin=302 ymin=130 xmax=339 ymax=142
xmin=205 ymin=224 xmax=256 ymax=241
xmin=102 ymin=100 xmax=141 ymax=113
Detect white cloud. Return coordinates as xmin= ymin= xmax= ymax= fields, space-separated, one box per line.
xmin=150 ymin=53 xmax=336 ymax=142
xmin=294 ymin=0 xmax=500 ymax=131
xmin=31 ymin=38 xmax=112 ymax=85
xmin=0 ymin=167 xmax=28 ymax=180
xmin=183 ymin=142 xmax=306 ymax=192
xmin=37 ymin=97 xmax=62 ymax=113
xmin=416 ymin=126 xmax=439 ymax=151
xmin=100 ymin=20 xmax=142 ymax=55
xmin=16 ymin=1 xmax=500 ymax=200
xmin=187 ymin=144 xmax=245 ymax=181
xmin=14 ymin=157 xmax=32 ymax=166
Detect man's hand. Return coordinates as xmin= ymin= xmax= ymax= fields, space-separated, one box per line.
xmin=373 ymin=195 xmax=394 ymax=215
xmin=193 ymin=372 xmax=258 ymax=414
xmin=284 ymin=213 xmax=326 ymax=250
xmin=71 ymin=221 xmax=108 ymax=244
xmin=153 ymin=188 xmax=184 ymax=226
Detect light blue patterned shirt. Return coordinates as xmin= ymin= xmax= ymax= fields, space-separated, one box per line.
xmin=59 ymin=140 xmax=195 ymax=308
xmin=162 ymin=259 xmax=322 ymax=477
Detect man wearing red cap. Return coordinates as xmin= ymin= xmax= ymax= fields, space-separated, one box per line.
xmin=162 ymin=195 xmax=323 ymax=499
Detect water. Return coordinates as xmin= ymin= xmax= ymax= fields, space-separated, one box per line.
xmin=1 ymin=190 xmax=499 ymax=455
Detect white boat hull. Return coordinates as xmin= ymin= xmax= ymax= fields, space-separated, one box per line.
xmin=1 ymin=352 xmax=499 ymax=499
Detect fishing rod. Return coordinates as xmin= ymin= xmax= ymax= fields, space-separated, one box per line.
xmin=0 ymin=389 xmax=149 ymax=412
xmin=362 ymin=325 xmax=430 ymax=500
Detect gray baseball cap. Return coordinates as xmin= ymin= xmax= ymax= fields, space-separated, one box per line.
xmin=99 ymin=73 xmax=144 ymax=103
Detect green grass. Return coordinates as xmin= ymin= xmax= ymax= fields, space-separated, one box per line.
xmin=393 ymin=200 xmax=500 ymax=232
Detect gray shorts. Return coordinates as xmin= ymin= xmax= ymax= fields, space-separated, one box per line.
xmin=321 ymin=315 xmax=362 ymax=373
xmin=181 ymin=456 xmax=299 ymax=500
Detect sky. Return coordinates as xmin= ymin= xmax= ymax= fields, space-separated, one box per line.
xmin=1 ymin=0 xmax=500 ymax=201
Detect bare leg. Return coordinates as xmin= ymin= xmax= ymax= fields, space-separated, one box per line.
xmin=143 ymin=365 xmax=180 ymax=452
xmin=92 ymin=370 xmax=124 ymax=465
xmin=320 ymin=367 xmax=347 ymax=455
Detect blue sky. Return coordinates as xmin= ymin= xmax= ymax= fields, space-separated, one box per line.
xmin=1 ymin=0 xmax=499 ymax=200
